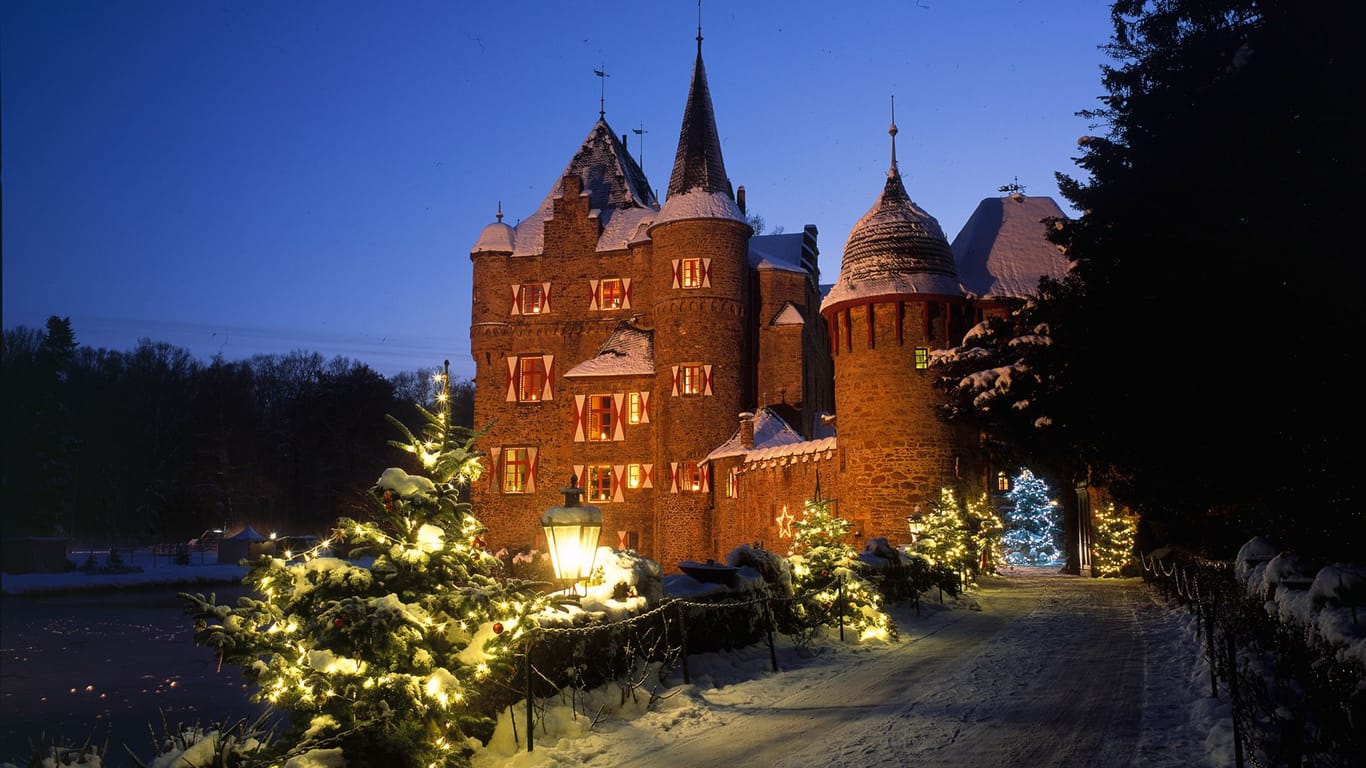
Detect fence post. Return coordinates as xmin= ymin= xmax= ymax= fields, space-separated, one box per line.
xmin=1226 ymin=631 xmax=1244 ymax=768
xmin=525 ymin=637 xmax=535 ymax=753
xmin=1205 ymin=588 xmax=1219 ymax=698
xmin=677 ymin=601 xmax=691 ymax=685
xmin=838 ymin=577 xmax=845 ymax=642
xmin=763 ymin=593 xmax=779 ymax=672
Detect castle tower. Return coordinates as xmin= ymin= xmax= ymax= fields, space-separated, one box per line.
xmin=820 ymin=113 xmax=972 ymax=541
xmin=646 ymin=31 xmax=753 ymax=566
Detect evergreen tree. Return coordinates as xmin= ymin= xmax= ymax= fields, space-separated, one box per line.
xmin=1092 ymin=502 xmax=1137 ymax=577
xmin=786 ymin=492 xmax=895 ymax=642
xmin=181 ymin=363 xmax=551 ymax=767
xmin=911 ymin=487 xmax=969 ymax=575
xmin=1047 ymin=0 xmax=1361 ymax=556
xmin=1002 ymin=469 xmax=1061 ymax=566
xmin=963 ymin=492 xmax=1005 ymax=576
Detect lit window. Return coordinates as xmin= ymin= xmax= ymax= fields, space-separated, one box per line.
xmin=586 ymin=465 xmax=614 ymax=502
xmin=914 ymin=347 xmax=930 ymax=371
xmin=502 ymin=448 xmax=531 ymax=494
xmin=588 ymin=394 xmax=613 ymax=442
xmin=626 ymin=464 xmax=644 ymax=489
xmin=627 ymin=392 xmax=643 ymax=424
xmin=726 ymin=468 xmax=738 ymax=498
xmin=679 ymin=461 xmax=704 ymax=492
xmin=519 ymin=284 xmax=546 ymax=314
xmin=518 ymin=357 xmax=546 ymax=401
xmin=997 ymin=471 xmax=1010 ymax=492
xmin=679 ymin=364 xmax=705 ymax=396
xmin=600 ymin=279 xmax=625 ymax=309
xmin=681 ymin=258 xmax=703 ymax=288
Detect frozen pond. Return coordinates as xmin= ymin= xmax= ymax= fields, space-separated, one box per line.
xmin=0 ymin=585 xmax=270 ymax=766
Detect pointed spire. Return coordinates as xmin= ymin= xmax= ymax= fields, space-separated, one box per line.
xmin=888 ymin=95 xmax=899 ymax=178
xmin=496 ymin=201 xmax=503 ymax=223
xmin=667 ymin=14 xmax=732 ymax=200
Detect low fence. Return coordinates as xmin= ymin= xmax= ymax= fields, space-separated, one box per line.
xmin=1143 ymin=552 xmax=1365 ymax=768
xmin=502 ymin=563 xmax=948 ymax=753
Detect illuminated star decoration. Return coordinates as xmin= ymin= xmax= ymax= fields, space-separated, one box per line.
xmin=776 ymin=505 xmax=795 ymax=539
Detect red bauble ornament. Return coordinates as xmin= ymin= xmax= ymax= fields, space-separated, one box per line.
xmin=492 ymin=622 xmax=504 ymax=635
xmin=333 ymin=617 xmax=344 ymax=628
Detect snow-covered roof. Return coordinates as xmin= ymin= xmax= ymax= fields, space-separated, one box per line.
xmin=652 ymin=188 xmax=747 ymax=228
xmin=743 ymin=435 xmax=838 ymax=465
xmin=471 ymin=219 xmax=515 ymax=254
xmin=563 ymin=321 xmax=655 ymax=378
xmin=951 ymin=194 xmax=1069 ymax=299
xmin=748 ymin=232 xmax=808 ymax=273
xmin=490 ymin=118 xmax=659 ymax=257
xmin=770 ymin=302 xmax=804 ymax=326
xmin=705 ymin=407 xmax=806 ymax=462
xmin=822 ymin=163 xmax=963 ymax=311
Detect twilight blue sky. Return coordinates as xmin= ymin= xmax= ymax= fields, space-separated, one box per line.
xmin=2 ymin=1 xmax=1114 ymax=381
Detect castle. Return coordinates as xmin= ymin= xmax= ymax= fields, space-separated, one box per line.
xmin=467 ymin=34 xmax=1069 ymax=570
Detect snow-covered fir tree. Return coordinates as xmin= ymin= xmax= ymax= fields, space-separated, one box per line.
xmin=1002 ymin=469 xmax=1061 ymax=565
xmin=912 ymin=487 xmax=970 ymax=574
xmin=181 ymin=364 xmax=552 ymax=768
xmin=1092 ymin=502 xmax=1137 ymax=576
xmin=786 ymin=490 xmax=895 ymax=642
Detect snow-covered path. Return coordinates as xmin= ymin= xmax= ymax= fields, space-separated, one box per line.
xmin=476 ymin=568 xmax=1214 ymax=767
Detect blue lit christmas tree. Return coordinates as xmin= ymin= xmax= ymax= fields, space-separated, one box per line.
xmin=1001 ymin=469 xmax=1061 ymax=566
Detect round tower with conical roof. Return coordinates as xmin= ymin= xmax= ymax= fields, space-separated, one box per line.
xmin=821 ymin=113 xmax=974 ymax=541
xmin=646 ymin=31 xmax=753 ymax=567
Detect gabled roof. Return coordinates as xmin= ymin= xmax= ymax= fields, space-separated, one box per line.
xmin=493 ymin=118 xmax=660 ymax=257
xmin=951 ymin=193 xmax=1070 ymax=299
xmin=705 ymin=407 xmax=806 ymax=462
xmin=749 ymin=230 xmax=817 ymax=274
xmin=563 ymin=321 xmax=655 ymax=378
xmin=771 ymin=302 xmax=804 ymax=326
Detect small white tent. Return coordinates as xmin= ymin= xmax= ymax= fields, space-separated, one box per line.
xmin=216 ymin=525 xmax=274 ymax=564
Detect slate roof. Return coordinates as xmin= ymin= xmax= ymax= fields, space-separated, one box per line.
xmin=705 ymin=407 xmax=807 ymax=462
xmin=472 ymin=118 xmax=660 ymax=257
xmin=667 ymin=42 xmax=732 ymax=200
xmin=950 ymin=193 xmax=1070 ymax=300
xmin=822 ymin=148 xmax=963 ymax=310
xmin=563 ymin=320 xmax=655 ymax=378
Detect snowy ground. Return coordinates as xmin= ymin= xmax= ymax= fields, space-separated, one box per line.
xmin=2 ymin=558 xmax=1233 ymax=767
xmin=472 ymin=568 xmax=1232 ymax=768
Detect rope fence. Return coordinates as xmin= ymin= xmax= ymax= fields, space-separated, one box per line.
xmin=503 ymin=564 xmax=938 ymax=753
xmin=1141 ymin=552 xmax=1364 ymax=768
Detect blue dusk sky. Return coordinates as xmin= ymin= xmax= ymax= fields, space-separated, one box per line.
xmin=2 ymin=1 xmax=1114 ymax=381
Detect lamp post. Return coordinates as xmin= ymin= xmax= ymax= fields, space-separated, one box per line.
xmin=540 ymin=478 xmax=603 ymax=595
xmin=906 ymin=504 xmax=926 ymax=545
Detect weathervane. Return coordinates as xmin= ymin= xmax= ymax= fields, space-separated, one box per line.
xmin=633 ymin=122 xmax=648 ymax=168
xmin=889 ymin=95 xmax=899 ymax=176
xmin=594 ymin=65 xmax=610 ymax=118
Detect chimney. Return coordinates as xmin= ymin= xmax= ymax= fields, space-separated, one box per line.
xmin=736 ymin=185 xmax=747 ymax=215
xmin=739 ymin=411 xmax=756 ymax=449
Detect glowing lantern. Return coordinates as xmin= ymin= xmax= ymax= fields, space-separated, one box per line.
xmin=906 ymin=504 xmax=926 ymax=543
xmin=540 ymin=478 xmax=603 ymax=593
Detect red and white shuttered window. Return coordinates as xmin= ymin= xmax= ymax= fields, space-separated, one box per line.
xmin=626 ymin=391 xmax=650 ymax=424
xmin=573 ymin=463 xmax=648 ymax=503
xmin=572 ymin=394 xmax=628 ymax=442
xmin=505 ymin=355 xmax=554 ymax=402
xmin=510 ymin=283 xmax=552 ymax=316
xmin=498 ymin=447 xmax=538 ymax=494
xmin=671 ymin=364 xmax=712 ymax=397
xmin=589 ymin=278 xmax=632 ymax=311
xmin=669 ymin=461 xmax=710 ymax=494
xmin=671 ymin=258 xmax=711 ymax=289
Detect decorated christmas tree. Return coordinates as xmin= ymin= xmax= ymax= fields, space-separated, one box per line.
xmin=912 ymin=487 xmax=970 ymax=574
xmin=963 ymin=492 xmax=1005 ymax=576
xmin=1002 ymin=469 xmax=1062 ymax=565
xmin=1092 ymin=502 xmax=1137 ymax=576
xmin=786 ymin=484 xmax=896 ymax=642
xmin=181 ymin=363 xmax=551 ymax=767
